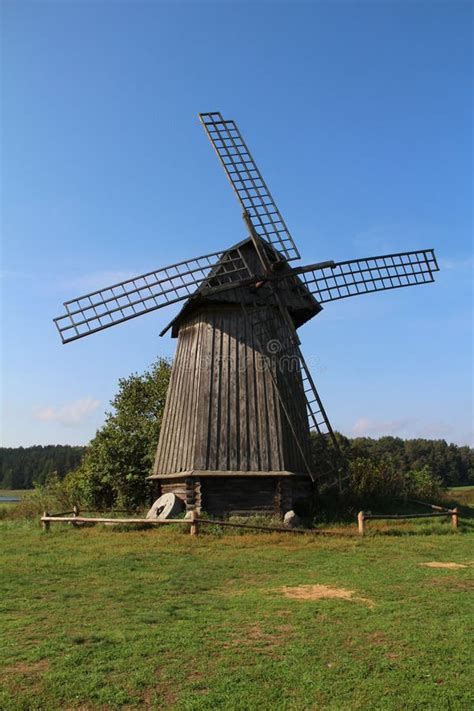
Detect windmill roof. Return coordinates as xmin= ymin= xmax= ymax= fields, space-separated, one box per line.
xmin=161 ymin=236 xmax=322 ymax=338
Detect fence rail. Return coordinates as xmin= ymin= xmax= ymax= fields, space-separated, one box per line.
xmin=40 ymin=504 xmax=462 ymax=537
xmin=357 ymin=508 xmax=459 ymax=535
xmin=40 ymin=510 xmax=338 ymax=536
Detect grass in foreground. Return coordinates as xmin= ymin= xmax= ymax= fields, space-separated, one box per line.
xmin=1 ymin=521 xmax=473 ymax=710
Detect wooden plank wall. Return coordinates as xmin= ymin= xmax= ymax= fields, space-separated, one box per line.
xmin=153 ymin=305 xmax=312 ymax=477
xmin=201 ymin=477 xmax=276 ymax=515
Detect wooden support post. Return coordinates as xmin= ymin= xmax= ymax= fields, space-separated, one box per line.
xmin=189 ymin=510 xmax=199 ymax=537
xmin=451 ymin=507 xmax=459 ymax=530
xmin=72 ymin=505 xmax=79 ymax=527
xmin=42 ymin=512 xmax=50 ymax=532
xmin=358 ymin=511 xmax=365 ymax=536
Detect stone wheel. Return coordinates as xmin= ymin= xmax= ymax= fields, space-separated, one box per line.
xmin=146 ymin=493 xmax=184 ymax=520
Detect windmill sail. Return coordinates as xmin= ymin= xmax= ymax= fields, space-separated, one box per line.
xmin=300 ymin=249 xmax=439 ymax=304
xmin=54 ymin=247 xmax=439 ymax=344
xmin=54 ymin=248 xmax=251 ymax=343
xmin=199 ymin=112 xmax=301 ymax=263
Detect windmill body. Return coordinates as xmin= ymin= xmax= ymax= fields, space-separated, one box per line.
xmin=54 ymin=112 xmax=440 ymax=517
xmin=149 ymin=238 xmax=317 ymax=515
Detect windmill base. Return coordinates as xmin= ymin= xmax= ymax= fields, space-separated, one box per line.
xmin=148 ymin=472 xmax=313 ymax=518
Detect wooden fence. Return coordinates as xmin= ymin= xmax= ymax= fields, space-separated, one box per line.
xmin=357 ymin=506 xmax=459 ymax=536
xmin=41 ymin=507 xmax=201 ymax=535
xmin=40 ymin=502 xmax=462 ymax=537
xmin=40 ymin=508 xmax=339 ymax=536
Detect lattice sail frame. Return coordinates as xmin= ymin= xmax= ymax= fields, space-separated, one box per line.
xmin=54 ymin=246 xmax=439 ymax=344
xmin=54 ymin=249 xmax=251 ymax=344
xmin=199 ymin=112 xmax=300 ymax=262
xmin=300 ymin=249 xmax=439 ymax=303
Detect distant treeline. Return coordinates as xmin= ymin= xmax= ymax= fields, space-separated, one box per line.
xmin=1 ymin=437 xmax=472 ymax=490
xmin=334 ymin=435 xmax=473 ymax=487
xmin=0 ymin=445 xmax=86 ymax=489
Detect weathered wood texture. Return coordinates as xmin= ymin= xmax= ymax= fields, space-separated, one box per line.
xmin=153 ymin=304 xmax=312 ymax=477
xmin=153 ymin=474 xmax=312 ymax=516
xmin=200 ymin=476 xmax=312 ymax=516
xmin=154 ymin=477 xmax=202 ymax=513
xmin=40 ymin=513 xmax=339 ymax=536
xmin=159 ymin=480 xmax=187 ymax=498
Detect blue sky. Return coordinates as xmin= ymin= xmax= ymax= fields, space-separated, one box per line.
xmin=1 ymin=0 xmax=472 ymax=448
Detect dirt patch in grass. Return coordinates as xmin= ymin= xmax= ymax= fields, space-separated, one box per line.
xmin=426 ymin=576 xmax=474 ymax=591
xmin=420 ymin=561 xmax=468 ymax=569
xmin=0 ymin=658 xmax=49 ymax=695
xmin=2 ymin=659 xmax=49 ymax=676
xmin=366 ymin=631 xmax=388 ymax=646
xmin=279 ymin=585 xmax=374 ymax=608
xmin=365 ymin=631 xmax=403 ymax=661
xmin=141 ymin=676 xmax=178 ymax=708
xmin=220 ymin=621 xmax=294 ymax=660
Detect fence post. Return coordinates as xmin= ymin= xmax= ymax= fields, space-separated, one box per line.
xmin=189 ymin=510 xmax=199 ymax=537
xmin=451 ymin=507 xmax=459 ymax=530
xmin=42 ymin=511 xmax=50 ymax=533
xmin=358 ymin=511 xmax=365 ymax=536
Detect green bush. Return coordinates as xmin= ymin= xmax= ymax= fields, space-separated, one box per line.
xmin=315 ymin=457 xmax=444 ymax=522
xmin=404 ymin=464 xmax=444 ymax=500
xmin=70 ymin=358 xmax=171 ymax=511
xmin=1 ymin=474 xmax=76 ymax=520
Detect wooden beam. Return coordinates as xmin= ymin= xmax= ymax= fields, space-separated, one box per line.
xmin=451 ymin=507 xmax=459 ymax=529
xmin=364 ymin=512 xmax=452 ymax=520
xmin=41 ymin=516 xmax=186 ymax=525
xmin=42 ymin=511 xmax=50 ymax=532
xmin=189 ymin=510 xmax=199 ymax=537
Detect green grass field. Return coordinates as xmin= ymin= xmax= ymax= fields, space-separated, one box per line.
xmin=1 ymin=519 xmax=473 ymax=710
xmin=447 ymin=485 xmax=474 ymax=509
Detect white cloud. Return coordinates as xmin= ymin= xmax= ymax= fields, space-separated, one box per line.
xmin=34 ymin=397 xmax=101 ymax=426
xmin=352 ymin=417 xmax=412 ymax=437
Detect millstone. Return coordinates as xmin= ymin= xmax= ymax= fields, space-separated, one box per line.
xmin=283 ymin=510 xmax=301 ymax=528
xmin=146 ymin=493 xmax=184 ymax=520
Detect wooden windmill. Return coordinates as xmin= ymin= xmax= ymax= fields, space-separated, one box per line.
xmin=54 ymin=112 xmax=439 ymax=516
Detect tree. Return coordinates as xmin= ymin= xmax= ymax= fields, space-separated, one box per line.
xmin=68 ymin=358 xmax=171 ymax=510
xmin=0 ymin=445 xmax=86 ymax=489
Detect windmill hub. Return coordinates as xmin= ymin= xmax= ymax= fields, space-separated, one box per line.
xmin=54 ymin=112 xmax=439 ymax=518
